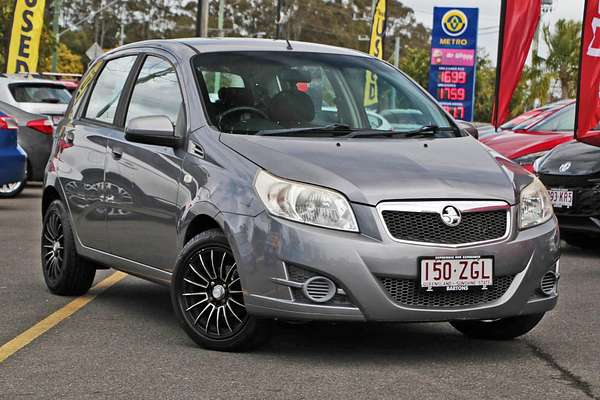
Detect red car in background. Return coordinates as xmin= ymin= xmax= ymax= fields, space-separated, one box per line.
xmin=481 ymin=101 xmax=576 ymax=172
xmin=499 ymin=99 xmax=572 ymax=131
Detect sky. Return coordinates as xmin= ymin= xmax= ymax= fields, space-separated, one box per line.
xmin=400 ymin=0 xmax=585 ymax=65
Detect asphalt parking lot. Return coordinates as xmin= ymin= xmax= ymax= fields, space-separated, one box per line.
xmin=1 ymin=185 xmax=599 ymax=400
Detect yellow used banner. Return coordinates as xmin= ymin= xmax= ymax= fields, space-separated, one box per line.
xmin=364 ymin=0 xmax=387 ymax=107
xmin=7 ymin=0 xmax=47 ymax=74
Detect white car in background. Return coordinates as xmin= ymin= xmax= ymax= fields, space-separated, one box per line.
xmin=0 ymin=74 xmax=72 ymax=126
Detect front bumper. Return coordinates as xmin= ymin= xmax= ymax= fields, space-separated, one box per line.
xmin=223 ymin=204 xmax=560 ymax=322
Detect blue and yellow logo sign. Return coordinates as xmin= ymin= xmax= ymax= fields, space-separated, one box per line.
xmin=441 ymin=9 xmax=468 ymax=37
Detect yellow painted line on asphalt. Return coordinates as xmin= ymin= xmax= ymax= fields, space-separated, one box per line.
xmin=0 ymin=271 xmax=127 ymax=364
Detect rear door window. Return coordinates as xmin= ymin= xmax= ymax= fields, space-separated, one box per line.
xmin=9 ymin=84 xmax=72 ymax=104
xmin=84 ymin=56 xmax=137 ymax=124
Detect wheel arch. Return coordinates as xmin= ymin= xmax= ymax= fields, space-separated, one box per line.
xmin=42 ymin=185 xmax=62 ymax=217
xmin=180 ymin=200 xmax=227 ymax=249
xmin=183 ymin=214 xmax=222 ymax=244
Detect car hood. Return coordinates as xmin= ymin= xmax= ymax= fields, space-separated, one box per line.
xmin=538 ymin=140 xmax=600 ymax=176
xmin=481 ymin=131 xmax=572 ymax=159
xmin=16 ymin=102 xmax=67 ymax=116
xmin=220 ymin=134 xmax=529 ymax=205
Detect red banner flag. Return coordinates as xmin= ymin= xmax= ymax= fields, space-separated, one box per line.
xmin=575 ymin=0 xmax=600 ymax=146
xmin=492 ymin=0 xmax=541 ymax=129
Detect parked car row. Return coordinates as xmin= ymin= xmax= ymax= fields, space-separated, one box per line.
xmin=480 ymin=100 xmax=600 ymax=249
xmin=0 ymin=74 xmax=73 ymax=197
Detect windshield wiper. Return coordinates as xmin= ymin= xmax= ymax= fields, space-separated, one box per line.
xmin=403 ymin=124 xmax=459 ymax=137
xmin=254 ymin=124 xmax=459 ymax=138
xmin=255 ymin=123 xmax=354 ymax=137
xmin=342 ymin=125 xmax=460 ymax=139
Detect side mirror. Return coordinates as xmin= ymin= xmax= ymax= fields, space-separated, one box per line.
xmin=456 ymin=120 xmax=479 ymax=140
xmin=125 ymin=116 xmax=183 ymax=147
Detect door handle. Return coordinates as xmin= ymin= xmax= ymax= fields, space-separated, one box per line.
xmin=111 ymin=148 xmax=123 ymax=160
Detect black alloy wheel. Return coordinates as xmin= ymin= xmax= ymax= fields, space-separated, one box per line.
xmin=42 ymin=208 xmax=65 ymax=285
xmin=179 ymin=245 xmax=247 ymax=339
xmin=41 ymin=200 xmax=96 ymax=295
xmin=172 ymin=229 xmax=271 ymax=351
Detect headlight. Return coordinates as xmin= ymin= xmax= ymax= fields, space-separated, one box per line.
xmin=519 ymin=177 xmax=554 ymax=229
xmin=254 ymin=170 xmax=359 ymax=232
xmin=514 ymin=151 xmax=548 ymax=166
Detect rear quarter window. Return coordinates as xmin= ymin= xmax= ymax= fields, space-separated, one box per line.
xmin=84 ymin=56 xmax=137 ymax=124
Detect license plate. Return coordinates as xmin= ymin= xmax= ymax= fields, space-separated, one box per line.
xmin=51 ymin=115 xmax=63 ymax=125
xmin=420 ymin=256 xmax=494 ymax=292
xmin=549 ymin=189 xmax=573 ymax=208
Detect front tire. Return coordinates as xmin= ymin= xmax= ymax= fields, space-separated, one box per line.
xmin=42 ymin=200 xmax=96 ymax=295
xmin=171 ymin=229 xmax=271 ymax=351
xmin=450 ymin=313 xmax=545 ymax=340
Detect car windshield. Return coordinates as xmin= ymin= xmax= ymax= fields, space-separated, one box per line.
xmin=9 ymin=83 xmax=72 ymax=104
xmin=192 ymin=52 xmax=455 ymax=138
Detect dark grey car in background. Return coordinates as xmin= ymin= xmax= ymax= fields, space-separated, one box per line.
xmin=536 ymin=140 xmax=600 ymax=249
xmin=42 ymin=39 xmax=560 ymax=351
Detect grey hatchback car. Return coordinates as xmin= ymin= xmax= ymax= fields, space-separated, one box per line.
xmin=42 ymin=39 xmax=560 ymax=351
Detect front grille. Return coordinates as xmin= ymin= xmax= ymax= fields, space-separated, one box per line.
xmin=378 ymin=275 xmax=515 ymax=308
xmin=381 ymin=210 xmax=507 ymax=245
xmin=287 ymin=264 xmax=316 ymax=283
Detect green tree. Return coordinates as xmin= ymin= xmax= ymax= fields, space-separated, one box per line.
xmin=398 ymin=46 xmax=429 ymax=88
xmin=544 ymin=19 xmax=581 ymax=99
xmin=473 ymin=53 xmax=496 ymax=122
xmin=40 ymin=42 xmax=83 ymax=73
xmin=0 ymin=0 xmax=13 ymax=70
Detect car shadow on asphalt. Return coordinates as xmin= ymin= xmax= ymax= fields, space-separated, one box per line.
xmin=560 ymin=244 xmax=600 ymax=257
xmin=95 ymin=277 xmax=531 ymax=363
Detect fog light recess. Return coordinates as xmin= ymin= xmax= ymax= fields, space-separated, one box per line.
xmin=540 ymin=272 xmax=558 ymax=296
xmin=302 ymin=276 xmax=337 ymax=303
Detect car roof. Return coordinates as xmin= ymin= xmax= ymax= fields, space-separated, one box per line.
xmin=0 ymin=74 xmax=68 ymax=87
xmin=112 ymin=37 xmax=370 ymax=58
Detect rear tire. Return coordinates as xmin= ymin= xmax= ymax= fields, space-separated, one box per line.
xmin=450 ymin=313 xmax=545 ymax=340
xmin=171 ymin=229 xmax=272 ymax=351
xmin=41 ymin=200 xmax=96 ymax=295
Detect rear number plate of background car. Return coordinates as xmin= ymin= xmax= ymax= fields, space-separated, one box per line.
xmin=549 ymin=189 xmax=573 ymax=208
xmin=51 ymin=115 xmax=62 ymax=125
xmin=420 ymin=256 xmax=493 ymax=292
